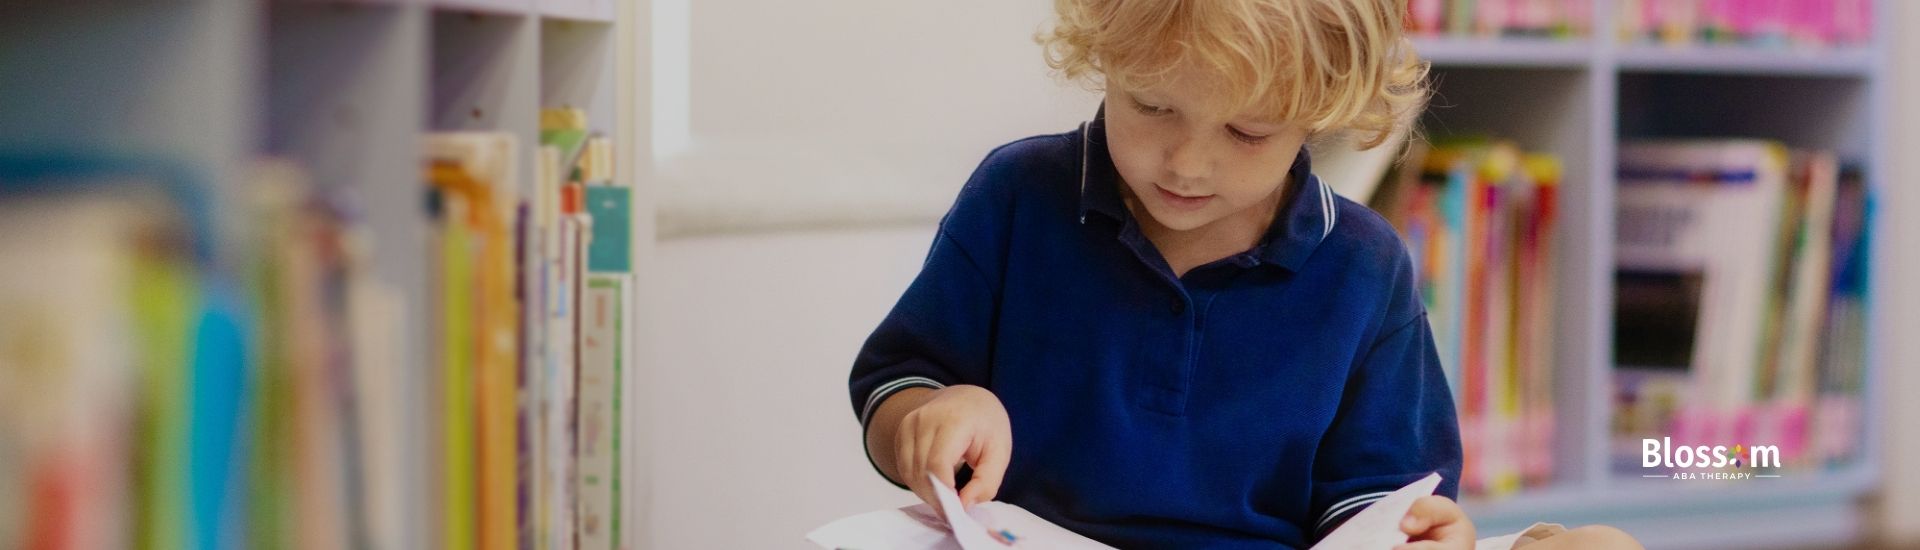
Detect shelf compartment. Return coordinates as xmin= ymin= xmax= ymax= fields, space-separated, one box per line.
xmin=540 ymin=18 xmax=617 ymax=133
xmin=1617 ymin=72 xmax=1873 ymax=159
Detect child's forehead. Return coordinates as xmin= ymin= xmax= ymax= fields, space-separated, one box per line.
xmin=1123 ymin=72 xmax=1287 ymax=125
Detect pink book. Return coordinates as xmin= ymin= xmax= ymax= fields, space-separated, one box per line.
xmin=1786 ymin=0 xmax=1835 ymax=47
xmin=1830 ymin=0 xmax=1871 ymax=46
xmin=1409 ymin=0 xmax=1445 ymax=35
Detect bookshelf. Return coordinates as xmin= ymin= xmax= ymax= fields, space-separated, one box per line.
xmin=1415 ymin=2 xmax=1890 ymax=549
xmin=0 ymin=0 xmax=637 ymax=548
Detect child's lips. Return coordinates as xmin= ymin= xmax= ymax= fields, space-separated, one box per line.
xmin=1155 ymin=185 xmax=1213 ymax=209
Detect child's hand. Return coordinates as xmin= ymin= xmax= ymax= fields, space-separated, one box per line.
xmin=894 ymin=385 xmax=1013 ymax=515
xmin=1395 ymin=495 xmax=1476 ymax=550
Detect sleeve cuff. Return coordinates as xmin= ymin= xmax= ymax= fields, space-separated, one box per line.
xmin=1314 ymin=490 xmax=1392 ymax=538
xmin=859 ymin=376 xmax=948 ymax=489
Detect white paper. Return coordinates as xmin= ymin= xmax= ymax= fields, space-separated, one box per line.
xmin=1309 ymin=473 xmax=1443 ymax=550
xmin=806 ymin=474 xmax=1116 ymax=550
xmin=806 ymin=506 xmax=962 ymax=550
xmin=931 ymin=472 xmax=1006 ymax=548
xmin=808 ymin=473 xmax=1450 ymax=550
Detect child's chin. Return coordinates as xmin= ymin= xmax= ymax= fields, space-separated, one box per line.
xmin=1145 ymin=209 xmax=1215 ymax=232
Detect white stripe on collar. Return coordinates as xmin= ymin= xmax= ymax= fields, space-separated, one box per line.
xmin=1078 ymin=122 xmax=1090 ymax=225
xmin=1317 ymin=176 xmax=1337 ymax=239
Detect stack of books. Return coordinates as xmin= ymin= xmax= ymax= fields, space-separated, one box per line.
xmin=1617 ymin=0 xmax=1874 ymax=48
xmin=1406 ymin=0 xmax=1594 ymax=39
xmin=0 ymin=106 xmax=634 ymax=550
xmin=1611 ymin=140 xmax=1870 ymax=476
xmin=0 ymin=154 xmax=405 ymax=549
xmin=1368 ymin=138 xmax=1564 ymax=499
xmin=426 ymin=106 xmax=632 ymax=550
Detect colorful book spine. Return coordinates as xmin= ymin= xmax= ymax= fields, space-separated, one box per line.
xmin=1373 ymin=139 xmax=1561 ymax=498
xmin=1618 ymin=0 xmax=1872 ymax=47
xmin=577 ymin=175 xmax=630 ymax=550
xmin=1406 ymin=0 xmax=1591 ymax=38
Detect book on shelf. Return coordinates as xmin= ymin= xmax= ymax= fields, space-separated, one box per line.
xmin=1616 ymin=0 xmax=1873 ymax=49
xmin=559 ymin=107 xmax=630 ymax=550
xmin=244 ymin=159 xmax=412 ymax=550
xmin=0 ymin=154 xmax=412 ymax=550
xmin=425 ymin=107 xmax=632 ymax=550
xmin=0 ymin=110 xmax=637 ymax=549
xmin=1368 ymin=137 xmax=1562 ymax=499
xmin=1407 ymin=0 xmax=1594 ymax=39
xmin=1610 ymin=139 xmax=1870 ymax=475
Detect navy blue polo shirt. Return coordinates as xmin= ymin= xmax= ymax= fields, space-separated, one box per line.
xmin=848 ymin=106 xmax=1461 ymax=549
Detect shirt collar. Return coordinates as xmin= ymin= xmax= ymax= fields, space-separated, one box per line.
xmin=1075 ymin=103 xmax=1338 ymax=272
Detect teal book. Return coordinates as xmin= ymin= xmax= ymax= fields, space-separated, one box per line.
xmin=584 ymin=185 xmax=631 ymax=273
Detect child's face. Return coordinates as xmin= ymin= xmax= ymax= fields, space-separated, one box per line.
xmin=1103 ymin=64 xmax=1310 ymax=233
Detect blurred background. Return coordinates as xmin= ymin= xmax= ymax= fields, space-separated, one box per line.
xmin=0 ymin=0 xmax=1915 ymax=549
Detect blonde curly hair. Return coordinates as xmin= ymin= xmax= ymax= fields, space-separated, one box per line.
xmin=1039 ymin=0 xmax=1428 ymax=149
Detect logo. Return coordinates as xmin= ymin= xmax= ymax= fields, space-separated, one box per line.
xmin=1640 ymin=437 xmax=1782 ymax=480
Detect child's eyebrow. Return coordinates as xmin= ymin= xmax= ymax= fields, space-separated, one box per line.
xmin=1231 ymin=116 xmax=1286 ymax=129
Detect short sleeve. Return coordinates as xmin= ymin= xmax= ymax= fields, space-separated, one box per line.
xmin=1309 ymin=248 xmax=1463 ymax=539
xmin=847 ymin=145 xmax=1021 ymax=487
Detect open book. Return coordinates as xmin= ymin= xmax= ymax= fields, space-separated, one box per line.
xmin=807 ymin=473 xmax=1444 ymax=550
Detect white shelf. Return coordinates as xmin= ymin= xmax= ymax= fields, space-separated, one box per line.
xmin=1412 ymin=36 xmax=1594 ymax=68
xmin=1617 ymin=44 xmax=1878 ymax=77
xmin=537 ymin=0 xmax=614 ymax=23
xmin=428 ymin=0 xmax=531 ymax=16
xmin=1406 ymin=2 xmax=1890 ymax=546
xmin=1466 ymin=468 xmax=1874 ymax=549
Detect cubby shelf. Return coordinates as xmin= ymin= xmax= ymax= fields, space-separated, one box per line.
xmin=0 ymin=1 xmax=637 ymax=548
xmin=1415 ymin=3 xmax=1889 ymax=548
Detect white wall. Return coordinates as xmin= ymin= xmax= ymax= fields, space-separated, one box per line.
xmin=651 ymin=0 xmax=1098 ymax=236
xmin=646 ymin=227 xmax=933 ymax=549
xmin=638 ymin=2 xmax=1103 ymax=546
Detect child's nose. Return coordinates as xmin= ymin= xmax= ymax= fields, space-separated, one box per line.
xmin=1164 ymin=136 xmax=1213 ymax=182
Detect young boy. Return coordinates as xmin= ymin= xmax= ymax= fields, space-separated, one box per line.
xmin=849 ymin=1 xmax=1639 ymax=548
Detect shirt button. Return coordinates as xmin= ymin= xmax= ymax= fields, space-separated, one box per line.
xmin=1170 ymin=298 xmax=1186 ymax=315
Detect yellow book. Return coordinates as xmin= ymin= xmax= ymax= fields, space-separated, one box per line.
xmin=432 ymin=153 xmax=522 ymax=550
xmin=428 ymin=132 xmax=523 ymax=550
xmin=429 ymin=162 xmax=480 ymax=550
xmin=477 ymin=178 xmax=520 ymax=550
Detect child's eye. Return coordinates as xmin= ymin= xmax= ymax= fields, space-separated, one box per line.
xmin=1228 ymin=126 xmax=1269 ymax=145
xmin=1131 ymin=100 xmax=1170 ymax=116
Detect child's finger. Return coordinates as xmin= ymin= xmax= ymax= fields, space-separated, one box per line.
xmin=1401 ymin=496 xmax=1474 ymax=545
xmin=1399 ymin=512 xmax=1430 ymax=536
xmin=1401 ymin=496 xmax=1462 ymax=535
xmin=898 ymin=421 xmax=937 ymax=513
xmin=1392 ymin=541 xmax=1450 ymax=550
xmin=959 ymin=435 xmax=1010 ymax=506
xmin=929 ymin=426 xmax=971 ymax=482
